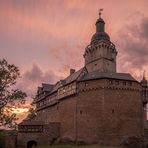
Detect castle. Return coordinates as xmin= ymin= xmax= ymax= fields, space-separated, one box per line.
xmin=17 ymin=13 xmax=148 ymax=148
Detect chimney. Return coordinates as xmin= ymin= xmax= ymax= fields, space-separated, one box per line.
xmin=70 ymin=69 xmax=75 ymax=75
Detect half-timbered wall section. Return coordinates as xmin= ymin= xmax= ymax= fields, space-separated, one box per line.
xmin=58 ymin=82 xmax=77 ymax=99
xmin=35 ymin=82 xmax=77 ymax=111
xmin=36 ymin=92 xmax=58 ymax=111
xmin=18 ymin=125 xmax=43 ymax=133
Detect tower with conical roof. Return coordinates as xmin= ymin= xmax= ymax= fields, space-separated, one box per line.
xmin=84 ymin=12 xmax=117 ymax=73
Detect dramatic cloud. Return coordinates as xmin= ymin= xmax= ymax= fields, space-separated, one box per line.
xmin=15 ymin=62 xmax=62 ymax=122
xmin=17 ymin=62 xmax=61 ymax=97
xmin=1 ymin=0 xmax=148 ymax=120
xmin=1 ymin=0 xmax=148 ymax=78
xmin=117 ymin=16 xmax=148 ymax=80
xmin=48 ymin=43 xmax=85 ymax=76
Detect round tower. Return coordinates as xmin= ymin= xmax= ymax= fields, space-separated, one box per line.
xmin=84 ymin=12 xmax=117 ymax=73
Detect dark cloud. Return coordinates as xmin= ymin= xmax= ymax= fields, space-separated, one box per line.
xmin=117 ymin=16 xmax=148 ymax=79
xmin=24 ymin=63 xmax=43 ymax=82
xmin=16 ymin=63 xmax=61 ymax=97
xmin=140 ymin=17 xmax=148 ymax=39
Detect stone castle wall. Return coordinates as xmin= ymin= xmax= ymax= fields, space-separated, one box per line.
xmin=76 ymin=80 xmax=104 ymax=144
xmin=59 ymin=96 xmax=77 ymax=142
xmin=76 ymin=79 xmax=143 ymax=145
xmin=32 ymin=78 xmax=143 ymax=146
xmin=17 ymin=123 xmax=60 ymax=148
xmin=36 ymin=105 xmax=59 ymax=123
xmin=36 ymin=95 xmax=77 ymax=142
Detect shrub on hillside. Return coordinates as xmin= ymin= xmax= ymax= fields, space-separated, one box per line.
xmin=121 ymin=136 xmax=148 ymax=148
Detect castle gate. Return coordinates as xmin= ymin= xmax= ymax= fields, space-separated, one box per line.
xmin=27 ymin=140 xmax=37 ymax=148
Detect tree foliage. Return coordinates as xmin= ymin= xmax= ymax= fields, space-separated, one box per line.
xmin=0 ymin=59 xmax=27 ymax=128
xmin=27 ymin=103 xmax=37 ymax=120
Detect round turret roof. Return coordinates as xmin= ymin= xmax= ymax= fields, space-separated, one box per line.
xmin=91 ymin=32 xmax=110 ymax=43
xmin=90 ymin=17 xmax=110 ymax=44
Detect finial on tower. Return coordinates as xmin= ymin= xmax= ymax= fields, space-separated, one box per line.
xmin=99 ymin=9 xmax=104 ymax=18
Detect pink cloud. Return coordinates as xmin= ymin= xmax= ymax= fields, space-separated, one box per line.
xmin=16 ymin=62 xmax=61 ymax=97
xmin=117 ymin=16 xmax=148 ymax=80
xmin=1 ymin=0 xmax=148 ymax=122
xmin=1 ymin=0 xmax=148 ymax=90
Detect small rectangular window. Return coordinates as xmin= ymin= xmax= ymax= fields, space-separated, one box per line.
xmin=109 ymin=80 xmax=113 ymax=85
xmin=85 ymin=83 xmax=88 ymax=86
xmin=115 ymin=81 xmax=119 ymax=85
xmin=112 ymin=109 xmax=114 ymax=113
xmin=128 ymin=82 xmax=132 ymax=86
xmin=123 ymin=81 xmax=126 ymax=85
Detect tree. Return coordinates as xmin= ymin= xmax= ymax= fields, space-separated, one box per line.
xmin=0 ymin=59 xmax=27 ymax=128
xmin=26 ymin=103 xmax=37 ymax=120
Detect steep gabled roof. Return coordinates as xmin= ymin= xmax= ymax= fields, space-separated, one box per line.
xmin=50 ymin=67 xmax=86 ymax=93
xmin=64 ymin=68 xmax=84 ymax=85
xmin=36 ymin=68 xmax=138 ymax=98
xmin=42 ymin=83 xmax=54 ymax=92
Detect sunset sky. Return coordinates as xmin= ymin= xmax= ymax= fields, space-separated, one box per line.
xmin=0 ymin=0 xmax=148 ymax=121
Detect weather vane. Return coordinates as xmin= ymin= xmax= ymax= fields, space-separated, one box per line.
xmin=99 ymin=8 xmax=104 ymax=18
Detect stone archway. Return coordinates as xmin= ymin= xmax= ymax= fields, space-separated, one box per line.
xmin=27 ymin=140 xmax=37 ymax=148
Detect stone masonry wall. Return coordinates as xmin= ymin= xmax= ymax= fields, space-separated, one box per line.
xmin=17 ymin=123 xmax=60 ymax=148
xmin=33 ymin=78 xmax=143 ymax=146
xmin=59 ymin=96 xmax=77 ymax=142
xmin=35 ymin=96 xmax=77 ymax=143
xmin=76 ymin=79 xmax=143 ymax=145
xmin=76 ymin=79 xmax=105 ymax=144
xmin=35 ymin=104 xmax=60 ymax=123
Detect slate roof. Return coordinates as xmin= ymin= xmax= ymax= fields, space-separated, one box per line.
xmin=50 ymin=68 xmax=84 ymax=93
xmin=37 ymin=68 xmax=138 ymax=97
xmin=64 ymin=68 xmax=84 ymax=85
xmin=79 ymin=71 xmax=137 ymax=82
xmin=42 ymin=83 xmax=54 ymax=92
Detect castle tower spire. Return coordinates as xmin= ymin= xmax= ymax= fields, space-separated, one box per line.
xmin=96 ymin=9 xmax=105 ymax=32
xmin=91 ymin=11 xmax=110 ymax=44
xmin=84 ymin=12 xmax=117 ymax=73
